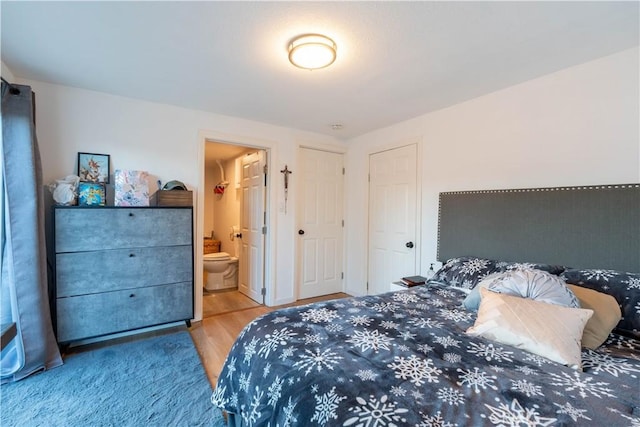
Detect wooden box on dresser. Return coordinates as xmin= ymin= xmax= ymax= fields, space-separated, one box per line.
xmin=52 ymin=206 xmax=194 ymax=344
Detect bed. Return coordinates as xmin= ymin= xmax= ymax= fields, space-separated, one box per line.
xmin=212 ymin=184 xmax=640 ymax=426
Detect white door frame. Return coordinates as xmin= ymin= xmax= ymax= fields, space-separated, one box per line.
xmin=196 ymin=130 xmax=277 ymax=321
xmin=366 ymin=140 xmax=423 ymax=293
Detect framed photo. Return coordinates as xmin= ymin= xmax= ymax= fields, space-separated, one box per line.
xmin=78 ymin=152 xmax=110 ymax=183
xmin=78 ymin=182 xmax=106 ymax=206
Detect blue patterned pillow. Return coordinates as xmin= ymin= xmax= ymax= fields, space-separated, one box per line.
xmin=432 ymin=256 xmax=499 ymax=291
xmin=495 ymin=261 xmax=565 ymax=276
xmin=560 ymin=269 xmax=640 ymax=337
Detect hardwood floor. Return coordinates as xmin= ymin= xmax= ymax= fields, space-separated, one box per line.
xmin=190 ymin=292 xmax=349 ymax=386
xmin=202 ymin=289 xmax=261 ymax=318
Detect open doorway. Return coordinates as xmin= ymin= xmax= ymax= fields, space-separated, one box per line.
xmin=202 ymin=141 xmax=267 ymax=318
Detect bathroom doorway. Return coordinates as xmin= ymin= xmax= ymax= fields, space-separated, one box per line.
xmin=202 ymin=141 xmax=267 ymax=318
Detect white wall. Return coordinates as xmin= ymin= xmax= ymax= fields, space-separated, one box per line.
xmin=345 ymin=47 xmax=640 ymax=296
xmin=9 ymin=47 xmax=639 ymax=306
xmin=1 ymin=62 xmax=16 ymax=82
xmin=17 ymin=79 xmax=346 ymax=318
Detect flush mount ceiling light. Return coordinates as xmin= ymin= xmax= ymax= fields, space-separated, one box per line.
xmin=288 ymin=34 xmax=337 ymax=70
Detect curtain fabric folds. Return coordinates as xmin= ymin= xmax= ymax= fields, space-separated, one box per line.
xmin=1 ymin=82 xmax=62 ymax=383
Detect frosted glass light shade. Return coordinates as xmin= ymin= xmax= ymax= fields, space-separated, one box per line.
xmin=288 ymin=34 xmax=336 ymax=70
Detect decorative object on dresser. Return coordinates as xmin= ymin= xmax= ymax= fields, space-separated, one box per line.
xmin=77 ymin=182 xmax=106 ymax=206
xmin=152 ymin=179 xmax=193 ymax=207
xmin=151 ymin=190 xmax=193 ymax=206
xmin=52 ymin=206 xmax=194 ymax=344
xmin=113 ymin=169 xmax=150 ymax=206
xmin=48 ymin=175 xmax=80 ymax=206
xmin=77 ymin=152 xmax=110 ymax=184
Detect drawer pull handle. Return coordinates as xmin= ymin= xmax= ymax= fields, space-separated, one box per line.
xmin=129 ymin=253 xmax=135 ymax=258
xmin=129 ymin=212 xmax=134 ymax=217
xmin=129 ymin=294 xmax=135 ymax=298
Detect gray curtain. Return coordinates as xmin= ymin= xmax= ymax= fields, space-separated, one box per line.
xmin=1 ymin=82 xmax=62 ymax=383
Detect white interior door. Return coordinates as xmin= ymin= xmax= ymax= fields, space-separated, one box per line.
xmin=297 ymin=148 xmax=344 ymax=299
xmin=368 ymin=144 xmax=418 ymax=294
xmin=239 ymin=151 xmax=266 ymax=303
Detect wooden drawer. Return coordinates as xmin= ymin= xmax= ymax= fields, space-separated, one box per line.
xmin=55 ymin=207 xmax=192 ymax=252
xmin=151 ymin=190 xmax=193 ymax=206
xmin=56 ymin=282 xmax=193 ymax=343
xmin=56 ymin=245 xmax=193 ymax=297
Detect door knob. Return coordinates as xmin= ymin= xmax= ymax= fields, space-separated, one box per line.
xmin=298 ymin=230 xmax=305 ymax=235
xmin=405 ymin=241 xmax=414 ymax=248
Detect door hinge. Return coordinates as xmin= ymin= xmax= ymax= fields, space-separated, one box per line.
xmin=261 ymin=287 xmax=266 ymax=296
xmin=341 ymin=219 xmax=344 ymax=227
xmin=342 ymin=167 xmax=345 ymax=175
xmin=262 ymin=226 xmax=267 ymax=234
xmin=341 ymin=272 xmax=344 ymax=279
xmin=263 ymin=164 xmax=268 ymax=174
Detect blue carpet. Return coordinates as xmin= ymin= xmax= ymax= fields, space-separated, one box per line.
xmin=1 ymin=329 xmax=225 ymax=427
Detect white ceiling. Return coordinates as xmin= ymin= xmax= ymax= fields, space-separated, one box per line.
xmin=1 ymin=1 xmax=638 ymax=140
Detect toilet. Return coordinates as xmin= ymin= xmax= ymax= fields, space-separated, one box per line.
xmin=203 ymin=252 xmax=239 ymax=291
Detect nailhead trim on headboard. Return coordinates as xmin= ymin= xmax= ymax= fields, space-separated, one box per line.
xmin=439 ymin=183 xmax=640 ymax=195
xmin=437 ymin=183 xmax=640 ymax=270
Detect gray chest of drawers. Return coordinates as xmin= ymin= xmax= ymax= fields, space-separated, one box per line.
xmin=53 ymin=206 xmax=194 ymax=343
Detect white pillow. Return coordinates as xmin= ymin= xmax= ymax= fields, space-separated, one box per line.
xmin=467 ymin=288 xmax=593 ymax=369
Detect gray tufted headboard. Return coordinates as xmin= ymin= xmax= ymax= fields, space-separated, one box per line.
xmin=437 ymin=184 xmax=640 ymax=273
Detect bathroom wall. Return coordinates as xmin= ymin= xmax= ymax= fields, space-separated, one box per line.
xmin=211 ymin=158 xmax=242 ymax=257
xmin=203 ymin=163 xmax=218 ymax=240
xmin=204 ymin=154 xmax=248 ymax=258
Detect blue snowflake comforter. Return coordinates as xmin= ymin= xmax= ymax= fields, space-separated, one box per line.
xmin=212 ymin=284 xmax=640 ymax=426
